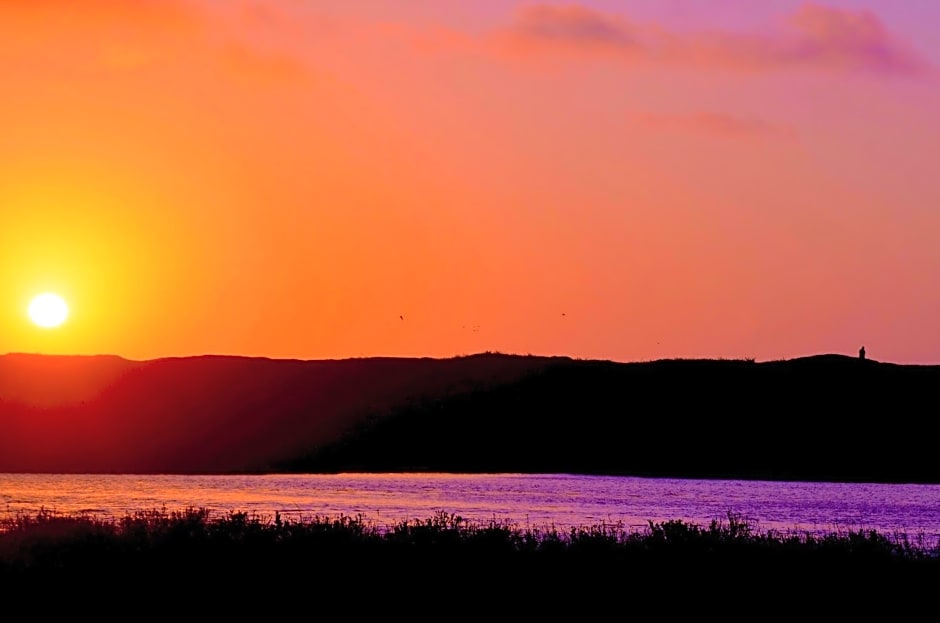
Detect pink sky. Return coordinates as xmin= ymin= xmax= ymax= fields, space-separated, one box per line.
xmin=1 ymin=1 xmax=938 ymax=363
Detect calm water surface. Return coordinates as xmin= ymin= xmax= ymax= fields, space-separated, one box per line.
xmin=2 ymin=473 xmax=938 ymax=545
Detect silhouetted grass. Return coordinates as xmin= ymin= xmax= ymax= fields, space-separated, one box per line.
xmin=2 ymin=507 xmax=938 ymax=616
xmin=2 ymin=508 xmax=937 ymax=577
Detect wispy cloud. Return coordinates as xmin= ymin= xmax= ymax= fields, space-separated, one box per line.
xmin=489 ymin=3 xmax=927 ymax=75
xmin=506 ymin=4 xmax=641 ymax=52
xmin=632 ymin=111 xmax=796 ymax=140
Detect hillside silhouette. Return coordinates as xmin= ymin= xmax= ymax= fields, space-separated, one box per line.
xmin=1 ymin=352 xmax=937 ymax=482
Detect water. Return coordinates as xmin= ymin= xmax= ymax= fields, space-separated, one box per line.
xmin=1 ymin=472 xmax=938 ymax=546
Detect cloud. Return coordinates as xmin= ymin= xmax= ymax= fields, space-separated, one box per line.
xmin=491 ymin=4 xmax=647 ymax=63
xmin=490 ymin=2 xmax=927 ymax=75
xmin=632 ymin=111 xmax=796 ymax=140
xmin=781 ymin=4 xmax=924 ymax=73
xmin=507 ymin=5 xmax=639 ymax=50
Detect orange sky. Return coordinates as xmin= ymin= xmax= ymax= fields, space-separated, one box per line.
xmin=2 ymin=1 xmax=938 ymax=364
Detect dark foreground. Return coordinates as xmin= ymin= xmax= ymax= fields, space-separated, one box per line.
xmin=1 ymin=508 xmax=938 ymax=615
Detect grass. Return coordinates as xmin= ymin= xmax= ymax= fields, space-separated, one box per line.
xmin=2 ymin=507 xmax=937 ymax=571
xmin=2 ymin=507 xmax=938 ymax=613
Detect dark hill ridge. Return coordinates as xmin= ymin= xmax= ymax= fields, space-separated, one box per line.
xmin=0 ymin=352 xmax=938 ymax=482
xmin=0 ymin=352 xmax=558 ymax=473
xmin=290 ymin=354 xmax=940 ymax=483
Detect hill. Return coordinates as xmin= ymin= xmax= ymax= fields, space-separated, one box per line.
xmin=0 ymin=352 xmax=557 ymax=473
xmin=1 ymin=352 xmax=937 ymax=482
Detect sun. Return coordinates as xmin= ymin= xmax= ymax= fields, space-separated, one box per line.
xmin=28 ymin=293 xmax=69 ymax=328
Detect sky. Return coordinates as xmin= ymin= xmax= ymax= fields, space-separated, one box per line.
xmin=1 ymin=1 xmax=938 ymax=364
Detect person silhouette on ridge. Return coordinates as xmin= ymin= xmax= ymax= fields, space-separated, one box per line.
xmin=859 ymin=346 xmax=866 ymax=360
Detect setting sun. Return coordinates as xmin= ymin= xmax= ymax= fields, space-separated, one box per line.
xmin=28 ymin=293 xmax=69 ymax=329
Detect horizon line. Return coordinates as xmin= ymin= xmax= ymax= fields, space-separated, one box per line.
xmin=1 ymin=350 xmax=934 ymax=366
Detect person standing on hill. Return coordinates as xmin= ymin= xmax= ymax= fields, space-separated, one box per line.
xmin=859 ymin=346 xmax=866 ymax=360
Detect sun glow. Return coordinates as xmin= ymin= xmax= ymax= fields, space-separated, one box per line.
xmin=28 ymin=293 xmax=69 ymax=328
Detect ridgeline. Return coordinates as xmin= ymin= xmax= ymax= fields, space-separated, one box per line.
xmin=1 ymin=352 xmax=937 ymax=483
